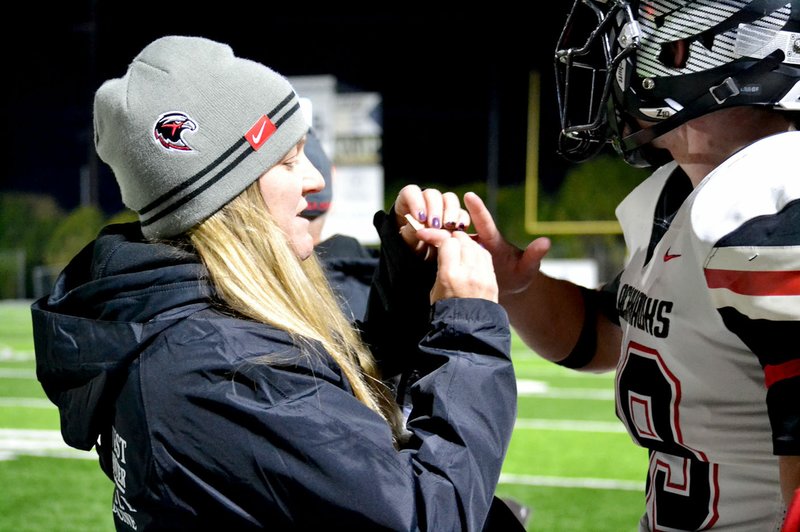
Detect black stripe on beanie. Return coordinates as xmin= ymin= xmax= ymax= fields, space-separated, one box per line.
xmin=274 ymin=101 xmax=301 ymax=128
xmin=140 ymin=142 xmax=252 ymax=228
xmin=140 ymin=91 xmax=296 ymax=218
xmin=139 ymin=139 xmax=247 ymax=217
xmin=140 ymin=94 xmax=299 ymax=228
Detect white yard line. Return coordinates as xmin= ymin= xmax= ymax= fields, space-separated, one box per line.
xmin=0 ymin=397 xmax=54 ymax=408
xmin=499 ymin=473 xmax=644 ymax=491
xmin=1 ymin=373 xmax=616 ymax=400
xmin=517 ymin=379 xmax=615 ymax=400
xmin=0 ymin=429 xmax=96 ymax=460
xmin=0 ymin=349 xmax=34 ymax=361
xmin=0 ymin=429 xmax=643 ymax=492
xmin=0 ymin=368 xmax=36 ymax=378
xmin=514 ymin=418 xmax=626 ymax=433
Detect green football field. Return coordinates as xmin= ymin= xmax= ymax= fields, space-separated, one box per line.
xmin=0 ymin=300 xmax=648 ymax=531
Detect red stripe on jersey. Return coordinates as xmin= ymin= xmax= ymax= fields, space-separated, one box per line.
xmin=764 ymin=359 xmax=800 ymax=389
xmin=783 ymin=488 xmax=800 ymax=532
xmin=704 ymin=268 xmax=800 ymax=296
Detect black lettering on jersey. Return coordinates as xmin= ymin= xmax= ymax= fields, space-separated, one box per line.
xmin=617 ymin=283 xmax=672 ymax=338
xmin=655 ymin=301 xmax=673 ymax=337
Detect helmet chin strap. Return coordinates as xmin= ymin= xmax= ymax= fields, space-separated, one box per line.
xmin=607 ymin=94 xmax=672 ymax=168
xmin=618 ymin=133 xmax=673 ymax=168
xmin=618 ymin=49 xmax=786 ymax=160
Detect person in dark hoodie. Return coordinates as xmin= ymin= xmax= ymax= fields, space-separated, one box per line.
xmin=301 ymin=125 xmax=532 ymax=531
xmin=30 ymin=35 xmax=520 ymax=531
xmin=300 ymin=129 xmax=379 ymax=322
xmin=301 ymin=131 xmax=532 ymax=529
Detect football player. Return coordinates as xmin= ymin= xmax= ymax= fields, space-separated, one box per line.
xmin=463 ymin=0 xmax=800 ymax=529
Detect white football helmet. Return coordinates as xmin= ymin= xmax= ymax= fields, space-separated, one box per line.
xmin=555 ymin=0 xmax=800 ymax=166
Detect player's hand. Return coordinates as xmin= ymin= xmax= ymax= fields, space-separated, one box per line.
xmin=463 ymin=191 xmax=552 ymax=296
xmin=393 ymin=185 xmax=470 ymax=259
xmin=430 ymin=230 xmax=498 ymax=303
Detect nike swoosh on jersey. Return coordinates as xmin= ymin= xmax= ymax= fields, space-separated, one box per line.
xmin=663 ymin=247 xmax=682 ymax=262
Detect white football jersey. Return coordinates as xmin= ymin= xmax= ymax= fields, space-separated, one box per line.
xmin=614 ymin=131 xmax=800 ymax=530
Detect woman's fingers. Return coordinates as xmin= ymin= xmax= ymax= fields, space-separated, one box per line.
xmin=395 ymin=187 xmax=479 ymax=260
xmin=421 ymin=188 xmax=444 ymax=229
xmin=431 ymin=230 xmax=498 ymax=303
xmin=441 ymin=192 xmax=463 ymax=231
xmin=395 ymin=184 xmax=425 ymax=228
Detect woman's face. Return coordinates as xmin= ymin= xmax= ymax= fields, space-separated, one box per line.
xmin=257 ymin=138 xmax=325 ymax=260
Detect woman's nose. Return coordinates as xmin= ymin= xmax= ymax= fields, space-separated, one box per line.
xmin=304 ymin=159 xmax=325 ymax=194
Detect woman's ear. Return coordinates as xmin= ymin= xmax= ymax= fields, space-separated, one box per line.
xmin=659 ymin=39 xmax=689 ymax=69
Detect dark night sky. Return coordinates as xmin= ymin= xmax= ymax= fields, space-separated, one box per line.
xmin=2 ymin=4 xmax=574 ymax=215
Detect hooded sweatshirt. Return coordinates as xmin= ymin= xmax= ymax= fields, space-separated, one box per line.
xmin=32 ymin=219 xmax=517 ymax=531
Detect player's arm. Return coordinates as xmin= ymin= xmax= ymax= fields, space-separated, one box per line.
xmin=465 ymin=192 xmax=621 ymax=373
xmin=783 ymin=484 xmax=800 ymax=531
xmin=780 ymin=456 xmax=800 ymax=507
xmin=502 ymin=271 xmax=621 ymax=372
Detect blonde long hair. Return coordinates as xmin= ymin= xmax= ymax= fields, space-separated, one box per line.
xmin=189 ymin=183 xmax=404 ymax=442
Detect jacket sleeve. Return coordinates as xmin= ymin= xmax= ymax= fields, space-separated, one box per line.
xmin=151 ymin=300 xmax=515 ymax=531
xmin=275 ymin=299 xmax=515 ymax=531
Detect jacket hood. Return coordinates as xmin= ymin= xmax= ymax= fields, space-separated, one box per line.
xmin=32 ymin=222 xmax=212 ymax=450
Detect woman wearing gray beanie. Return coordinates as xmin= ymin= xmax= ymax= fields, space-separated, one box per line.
xmin=30 ymin=35 xmax=520 ymax=531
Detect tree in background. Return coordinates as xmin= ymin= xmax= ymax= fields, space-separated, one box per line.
xmin=43 ymin=205 xmax=107 ymax=268
xmin=384 ymin=154 xmax=646 ymax=280
xmin=0 ymin=192 xmax=138 ymax=299
xmin=540 ymin=154 xmax=650 ymax=279
xmin=3 ymin=154 xmax=644 ymax=300
xmin=0 ymin=194 xmax=65 ymax=298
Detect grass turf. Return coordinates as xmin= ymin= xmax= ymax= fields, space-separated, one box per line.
xmin=0 ymin=300 xmax=649 ymax=531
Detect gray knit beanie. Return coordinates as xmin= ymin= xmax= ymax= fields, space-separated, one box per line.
xmin=93 ymin=35 xmax=309 ymax=239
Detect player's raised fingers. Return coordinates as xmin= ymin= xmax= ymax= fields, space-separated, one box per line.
xmin=463 ymin=191 xmax=499 ymax=240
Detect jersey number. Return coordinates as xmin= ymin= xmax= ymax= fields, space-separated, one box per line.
xmin=616 ymin=341 xmax=719 ymax=530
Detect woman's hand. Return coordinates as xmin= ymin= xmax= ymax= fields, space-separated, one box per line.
xmin=429 ymin=229 xmax=498 ymax=303
xmin=393 ymin=186 xmax=497 ymax=303
xmin=393 ymin=185 xmax=470 ymax=259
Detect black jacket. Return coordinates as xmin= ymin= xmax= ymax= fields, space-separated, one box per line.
xmin=32 ymin=215 xmax=517 ymax=531
xmin=315 ymin=233 xmax=379 ymax=321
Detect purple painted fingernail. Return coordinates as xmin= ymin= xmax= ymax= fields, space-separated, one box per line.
xmin=457 ymin=223 xmax=466 ymax=231
xmin=432 ymin=217 xmax=441 ymax=228
xmin=418 ymin=211 xmax=427 ymax=222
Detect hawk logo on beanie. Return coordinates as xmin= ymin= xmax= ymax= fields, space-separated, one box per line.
xmin=154 ymin=112 xmax=197 ymax=151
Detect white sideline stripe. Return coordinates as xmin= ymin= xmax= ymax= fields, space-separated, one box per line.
xmin=0 ymin=400 xmax=628 ymax=432
xmin=0 ymin=374 xmax=615 ymax=400
xmin=515 ymin=418 xmax=626 ymax=433
xmin=0 ymin=397 xmax=54 ymax=408
xmin=0 ymin=431 xmax=646 ymax=490
xmin=499 ymin=473 xmax=644 ymax=492
xmin=0 ymin=430 xmax=644 ymax=496
xmin=0 ymin=429 xmax=95 ymax=461
xmin=513 ymin=364 xmax=613 ymax=379
xmin=0 ymin=368 xmax=36 ymax=378
xmin=517 ymin=379 xmax=614 ymax=400
xmin=0 ymin=348 xmax=34 ymax=361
